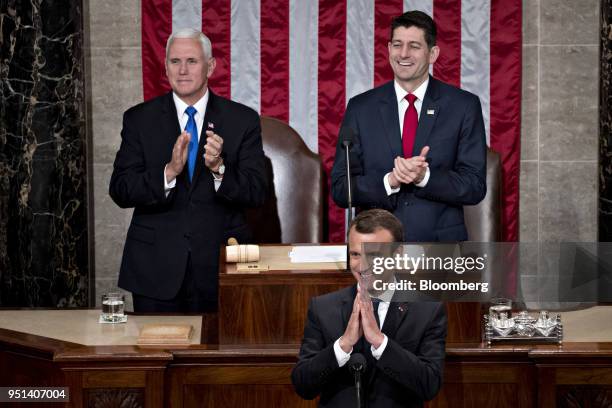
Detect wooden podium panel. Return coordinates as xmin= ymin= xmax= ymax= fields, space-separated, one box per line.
xmin=431 ymin=346 xmax=537 ymax=408
xmin=168 ymin=363 xmax=311 ymax=407
xmin=220 ymin=245 xmax=352 ymax=345
xmin=219 ymin=271 xmax=353 ymax=344
xmin=219 ymin=245 xmax=482 ymax=344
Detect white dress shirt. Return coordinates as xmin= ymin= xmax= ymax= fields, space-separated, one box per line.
xmin=383 ymin=79 xmax=431 ymax=195
xmin=333 ymin=285 xmax=395 ymax=367
xmin=164 ymin=90 xmax=222 ymax=193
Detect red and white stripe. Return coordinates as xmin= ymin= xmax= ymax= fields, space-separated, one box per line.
xmin=142 ymin=0 xmax=521 ymax=242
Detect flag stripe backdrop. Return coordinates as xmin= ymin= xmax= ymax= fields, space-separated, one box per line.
xmin=141 ymin=0 xmax=521 ymax=242
xmin=432 ymin=0 xmax=461 ymax=86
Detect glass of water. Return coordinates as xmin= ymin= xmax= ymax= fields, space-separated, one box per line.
xmin=489 ymin=297 xmax=512 ymax=322
xmin=101 ymin=292 xmax=125 ymax=323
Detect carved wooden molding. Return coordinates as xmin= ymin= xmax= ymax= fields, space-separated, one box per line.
xmin=87 ymin=388 xmax=144 ymax=408
xmin=557 ymin=385 xmax=612 ymax=408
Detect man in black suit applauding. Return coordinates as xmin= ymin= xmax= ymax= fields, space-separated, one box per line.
xmin=110 ymin=29 xmax=267 ymax=313
xmin=292 ymin=209 xmax=447 ymax=407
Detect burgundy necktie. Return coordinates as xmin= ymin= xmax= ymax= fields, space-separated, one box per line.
xmin=402 ymin=93 xmax=418 ymax=158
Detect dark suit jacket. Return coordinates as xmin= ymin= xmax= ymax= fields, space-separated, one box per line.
xmin=331 ymin=78 xmax=486 ymax=241
xmin=292 ymin=286 xmax=447 ymax=408
xmin=109 ymin=91 xmax=268 ymax=302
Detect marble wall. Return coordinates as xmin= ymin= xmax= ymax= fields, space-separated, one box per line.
xmin=86 ymin=1 xmax=602 ymax=309
xmin=520 ymin=0 xmax=599 ymax=243
xmin=600 ymin=0 xmax=612 ymax=240
xmin=87 ymin=0 xmax=141 ymax=308
xmin=0 ymin=0 xmax=90 ymax=307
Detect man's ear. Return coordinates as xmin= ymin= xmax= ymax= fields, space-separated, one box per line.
xmin=207 ymin=57 xmax=217 ymax=78
xmin=392 ymin=244 xmax=403 ymax=259
xmin=429 ymin=45 xmax=440 ymax=64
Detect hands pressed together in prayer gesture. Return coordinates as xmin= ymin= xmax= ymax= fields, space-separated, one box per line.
xmin=339 ymin=285 xmax=385 ymax=353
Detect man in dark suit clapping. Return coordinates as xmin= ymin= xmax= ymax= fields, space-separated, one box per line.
xmin=110 ymin=29 xmax=268 ymax=312
xmin=332 ymin=11 xmax=486 ymax=242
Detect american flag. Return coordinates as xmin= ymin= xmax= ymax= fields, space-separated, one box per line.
xmin=141 ymin=0 xmax=521 ymax=242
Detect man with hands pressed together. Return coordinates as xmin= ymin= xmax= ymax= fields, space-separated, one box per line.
xmin=110 ymin=29 xmax=267 ymax=313
xmin=292 ymin=209 xmax=447 ymax=407
xmin=331 ymin=11 xmax=486 ymax=242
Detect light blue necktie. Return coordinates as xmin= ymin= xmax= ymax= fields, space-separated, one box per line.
xmin=185 ymin=106 xmax=198 ymax=181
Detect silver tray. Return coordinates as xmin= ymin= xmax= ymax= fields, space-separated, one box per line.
xmin=483 ymin=313 xmax=563 ymax=346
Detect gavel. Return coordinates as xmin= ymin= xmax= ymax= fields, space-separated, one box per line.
xmin=225 ymin=238 xmax=260 ymax=263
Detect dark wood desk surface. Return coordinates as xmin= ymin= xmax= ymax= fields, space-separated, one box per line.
xmin=3 ymin=322 xmax=612 ymax=408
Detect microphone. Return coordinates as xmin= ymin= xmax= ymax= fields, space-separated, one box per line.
xmin=348 ymin=353 xmax=366 ymax=408
xmin=340 ymin=126 xmax=354 ymax=148
xmin=339 ymin=127 xmax=356 ymax=241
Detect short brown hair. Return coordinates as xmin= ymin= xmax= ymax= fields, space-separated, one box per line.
xmin=390 ymin=11 xmax=437 ymax=48
xmin=349 ymin=209 xmax=404 ymax=242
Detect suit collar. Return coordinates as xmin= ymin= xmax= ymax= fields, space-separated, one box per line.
xmin=412 ymin=76 xmax=441 ymax=155
xmin=172 ymin=90 xmax=210 ymax=119
xmin=378 ymin=77 xmax=441 ymax=158
xmin=368 ymin=293 xmax=412 ymax=388
xmin=340 ymin=284 xmax=357 ymax=328
xmin=379 ymin=76 xmax=440 ymax=158
xmin=378 ymin=81 xmax=403 ymax=158
xmin=423 ymin=75 xmax=441 ymax=101
xmin=381 ymin=299 xmax=412 ymax=339
xmin=393 ymin=77 xmax=429 ymax=104
xmin=201 ymin=89 xmax=224 ymax=130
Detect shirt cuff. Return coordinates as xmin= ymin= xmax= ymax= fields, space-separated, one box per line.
xmin=384 ymin=173 xmax=401 ymax=196
xmin=370 ymin=334 xmax=388 ymax=360
xmin=334 ymin=337 xmax=352 ymax=367
xmin=415 ymin=167 xmax=430 ymax=187
xmin=164 ymin=165 xmax=177 ymax=197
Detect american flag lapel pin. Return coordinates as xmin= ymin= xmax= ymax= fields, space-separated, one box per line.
xmin=427 ymin=109 xmax=435 ymax=115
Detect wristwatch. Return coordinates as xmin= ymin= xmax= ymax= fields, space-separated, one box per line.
xmin=213 ymin=162 xmax=225 ymax=178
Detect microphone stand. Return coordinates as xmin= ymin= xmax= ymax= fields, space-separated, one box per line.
xmin=354 ymin=369 xmax=362 ymax=408
xmin=343 ymin=138 xmax=353 ymax=241
xmin=348 ymin=353 xmax=366 ymax=408
xmin=343 ymin=138 xmax=353 ymax=264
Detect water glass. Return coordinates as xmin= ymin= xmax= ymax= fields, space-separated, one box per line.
xmin=101 ymin=292 xmax=125 ymax=323
xmin=489 ymin=297 xmax=512 ymax=321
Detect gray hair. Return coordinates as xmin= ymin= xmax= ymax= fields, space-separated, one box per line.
xmin=165 ymin=28 xmax=213 ymax=60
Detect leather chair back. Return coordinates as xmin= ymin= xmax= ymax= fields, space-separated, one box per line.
xmin=463 ymin=148 xmax=502 ymax=242
xmin=246 ymin=117 xmax=324 ymax=243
